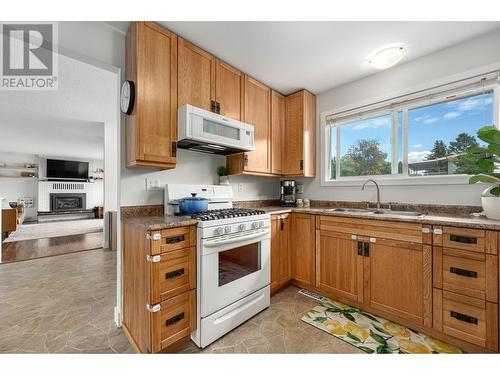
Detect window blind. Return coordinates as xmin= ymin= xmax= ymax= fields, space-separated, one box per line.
xmin=326 ymin=71 xmax=499 ymax=126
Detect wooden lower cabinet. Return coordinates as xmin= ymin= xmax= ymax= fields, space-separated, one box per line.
xmin=316 ymin=230 xmax=363 ymax=303
xmin=295 ymin=213 xmax=500 ymax=353
xmin=151 ymin=290 xmax=196 ymax=353
xmin=433 ymin=289 xmax=498 ymax=351
xmin=123 ymin=222 xmax=197 ymax=353
xmin=363 ymin=240 xmax=432 ymax=327
xmin=291 ymin=213 xmax=315 ymax=287
xmin=270 ymin=213 xmax=291 ymax=293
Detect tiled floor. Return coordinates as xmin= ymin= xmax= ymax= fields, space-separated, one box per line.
xmin=178 ymin=287 xmax=362 ymax=354
xmin=0 ymin=249 xmax=132 ymax=353
xmin=0 ymin=248 xmax=360 ymax=354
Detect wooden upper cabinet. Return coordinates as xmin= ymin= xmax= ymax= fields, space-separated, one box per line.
xmin=215 ymin=59 xmax=242 ymax=121
xmin=227 ymin=75 xmax=271 ymax=175
xmin=284 ymin=90 xmax=316 ymax=177
xmin=126 ymin=22 xmax=178 ymax=169
xmin=177 ymin=37 xmax=215 ymax=112
xmin=271 ymin=90 xmax=285 ymax=175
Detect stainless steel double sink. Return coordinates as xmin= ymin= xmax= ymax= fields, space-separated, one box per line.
xmin=327 ymin=207 xmax=424 ymax=218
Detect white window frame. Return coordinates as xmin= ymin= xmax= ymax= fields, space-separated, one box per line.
xmin=321 ymin=78 xmax=500 ymax=187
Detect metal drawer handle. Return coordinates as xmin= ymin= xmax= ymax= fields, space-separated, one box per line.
xmin=450 ymin=311 xmax=478 ymax=324
xmin=166 ymin=235 xmax=185 ymax=244
xmin=165 ymin=268 xmax=185 ymax=279
xmin=165 ymin=312 xmax=185 ymax=326
xmin=450 ymin=234 xmax=477 ymax=244
xmin=357 ymin=241 xmax=363 ymax=256
xmin=450 ymin=267 xmax=477 ymax=278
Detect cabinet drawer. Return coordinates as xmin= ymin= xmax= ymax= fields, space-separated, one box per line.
xmin=435 ymin=248 xmax=498 ymax=302
xmin=151 ymin=290 xmax=196 ymax=353
xmin=317 ymin=215 xmax=422 ymax=243
xmin=151 ymin=247 xmax=196 ymax=303
xmin=437 ymin=227 xmax=485 ymax=253
xmin=150 ymin=226 xmax=196 ymax=255
xmin=435 ymin=290 xmax=498 ymax=350
xmin=442 ymin=248 xmax=498 ymax=302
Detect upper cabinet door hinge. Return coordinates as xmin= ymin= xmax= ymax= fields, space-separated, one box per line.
xmin=146 ymin=303 xmax=161 ymax=313
xmin=171 ymin=141 xmax=177 ymax=157
xmin=243 ymin=154 xmax=249 ymax=167
xmin=147 ymin=233 xmax=161 ymax=241
xmin=299 ymin=159 xmax=304 ymax=171
xmin=146 ymin=254 xmax=161 ymax=263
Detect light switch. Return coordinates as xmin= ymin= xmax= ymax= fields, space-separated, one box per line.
xmin=238 ymin=183 xmax=243 ymax=192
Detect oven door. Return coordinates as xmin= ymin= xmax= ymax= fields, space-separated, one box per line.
xmin=200 ymin=229 xmax=270 ymax=318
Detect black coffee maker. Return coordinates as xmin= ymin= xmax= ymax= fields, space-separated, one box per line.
xmin=280 ymin=180 xmax=296 ymax=207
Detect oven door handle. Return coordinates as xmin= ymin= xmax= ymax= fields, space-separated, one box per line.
xmin=203 ymin=230 xmax=269 ymax=249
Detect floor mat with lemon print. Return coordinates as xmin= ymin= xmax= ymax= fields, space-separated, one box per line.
xmin=301 ymin=299 xmax=462 ymax=354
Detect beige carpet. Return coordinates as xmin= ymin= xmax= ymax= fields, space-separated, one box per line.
xmin=4 ymin=219 xmax=103 ymax=242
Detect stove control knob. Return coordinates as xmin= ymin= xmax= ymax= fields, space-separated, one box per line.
xmin=239 ymin=224 xmax=246 ymax=231
xmin=252 ymin=222 xmax=259 ymax=229
xmin=224 ymin=226 xmax=232 ymax=234
xmin=216 ymin=227 xmax=224 ymax=235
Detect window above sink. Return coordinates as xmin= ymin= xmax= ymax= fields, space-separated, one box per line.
xmin=321 ymin=71 xmax=499 ymax=187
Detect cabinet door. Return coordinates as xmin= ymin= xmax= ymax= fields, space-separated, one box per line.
xmin=291 ymin=213 xmax=315 ymax=287
xmin=215 ymin=59 xmax=242 ymax=121
xmin=126 ymin=22 xmax=178 ymax=168
xmin=279 ymin=213 xmax=291 ymax=285
xmin=270 ymin=215 xmax=281 ymax=293
xmin=284 ymin=90 xmax=316 ymax=177
xmin=241 ymin=75 xmax=271 ymax=173
xmin=364 ymin=239 xmax=432 ymax=327
xmin=177 ymin=37 xmax=215 ymax=111
xmin=317 ymin=230 xmax=364 ymax=303
xmin=271 ymin=90 xmax=285 ymax=175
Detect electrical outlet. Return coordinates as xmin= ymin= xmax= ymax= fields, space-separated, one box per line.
xmin=238 ymin=183 xmax=243 ymax=192
xmin=146 ymin=178 xmax=161 ymax=190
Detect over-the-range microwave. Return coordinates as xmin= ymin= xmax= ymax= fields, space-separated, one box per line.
xmin=177 ymin=104 xmax=254 ymax=155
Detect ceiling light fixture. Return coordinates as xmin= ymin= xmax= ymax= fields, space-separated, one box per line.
xmin=369 ymin=46 xmax=406 ymax=70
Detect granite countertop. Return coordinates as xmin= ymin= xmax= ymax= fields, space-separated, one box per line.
xmin=122 ymin=205 xmax=500 ymax=232
xmin=122 ymin=215 xmax=197 ymax=231
xmin=260 ymin=206 xmax=500 ymax=231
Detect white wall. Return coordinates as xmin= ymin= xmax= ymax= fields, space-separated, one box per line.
xmin=0 ymin=151 xmax=39 ymax=219
xmin=301 ymin=28 xmax=500 ymax=207
xmin=120 ymin=147 xmax=280 ymax=206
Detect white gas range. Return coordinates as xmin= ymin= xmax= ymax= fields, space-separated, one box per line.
xmin=165 ymin=184 xmax=271 ymax=348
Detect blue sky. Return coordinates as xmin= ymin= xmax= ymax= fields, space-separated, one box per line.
xmin=332 ymin=92 xmax=494 ymax=164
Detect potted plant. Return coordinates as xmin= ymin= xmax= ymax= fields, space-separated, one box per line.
xmin=217 ymin=166 xmax=230 ymax=185
xmin=467 ymin=126 xmax=500 ymax=219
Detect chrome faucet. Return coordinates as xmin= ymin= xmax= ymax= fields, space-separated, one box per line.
xmin=362 ymin=179 xmax=381 ymax=211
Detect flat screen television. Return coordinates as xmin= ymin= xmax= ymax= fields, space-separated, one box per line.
xmin=46 ymin=159 xmax=89 ymax=180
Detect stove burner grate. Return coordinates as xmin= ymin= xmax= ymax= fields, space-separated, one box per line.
xmin=180 ymin=208 xmax=266 ymax=221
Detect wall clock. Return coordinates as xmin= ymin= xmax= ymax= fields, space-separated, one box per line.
xmin=120 ymin=80 xmax=135 ymax=115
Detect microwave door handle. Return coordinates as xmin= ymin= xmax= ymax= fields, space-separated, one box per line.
xmin=203 ymin=230 xmax=269 ymax=248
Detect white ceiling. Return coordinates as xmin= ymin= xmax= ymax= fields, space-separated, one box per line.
xmin=0 ymin=53 xmax=116 ymax=160
xmin=108 ymin=21 xmax=500 ymax=94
